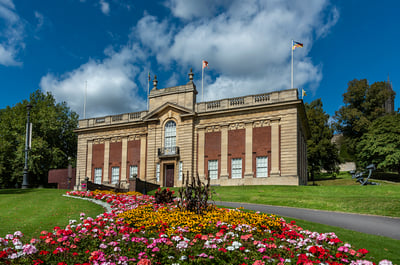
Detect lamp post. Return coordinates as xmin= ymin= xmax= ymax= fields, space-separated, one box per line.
xmin=21 ymin=104 xmax=32 ymax=189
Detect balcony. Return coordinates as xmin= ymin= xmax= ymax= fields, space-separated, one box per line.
xmin=158 ymin=146 xmax=180 ymax=158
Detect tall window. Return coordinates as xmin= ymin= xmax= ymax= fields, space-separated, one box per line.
xmin=178 ymin=161 xmax=183 ymax=181
xmin=256 ymin=156 xmax=268 ymax=178
xmin=208 ymin=160 xmax=218 ymax=180
xmin=94 ymin=168 xmax=102 ymax=184
xmin=164 ymin=120 xmax=176 ymax=153
xmin=111 ymin=167 xmax=120 ymax=184
xmin=156 ymin=163 xmax=160 ymax=182
xmin=231 ymin=158 xmax=242 ymax=179
xmin=130 ymin=165 xmax=138 ymax=179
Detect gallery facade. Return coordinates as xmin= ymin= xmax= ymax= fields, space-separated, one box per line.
xmin=74 ymin=70 xmax=309 ymax=189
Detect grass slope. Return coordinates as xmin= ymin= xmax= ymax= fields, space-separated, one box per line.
xmin=0 ymin=189 xmax=104 ymax=239
xmin=210 ymin=184 xmax=400 ymax=217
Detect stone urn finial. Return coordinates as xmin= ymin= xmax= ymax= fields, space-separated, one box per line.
xmin=153 ymin=75 xmax=158 ymax=90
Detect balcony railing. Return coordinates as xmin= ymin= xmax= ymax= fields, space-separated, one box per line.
xmin=158 ymin=146 xmax=180 ymax=157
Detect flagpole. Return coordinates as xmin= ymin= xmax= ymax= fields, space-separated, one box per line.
xmin=84 ymin=80 xmax=87 ymax=119
xmin=202 ymin=61 xmax=204 ymax=102
xmin=147 ymin=72 xmax=150 ymax=110
xmin=291 ymin=40 xmax=294 ymax=89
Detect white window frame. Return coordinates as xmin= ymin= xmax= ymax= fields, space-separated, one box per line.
xmin=129 ymin=165 xmax=138 ymax=179
xmin=231 ymin=158 xmax=242 ymax=179
xmin=164 ymin=120 xmax=176 ymax=149
xmin=156 ymin=163 xmax=160 ymax=182
xmin=111 ymin=167 xmax=120 ymax=184
xmin=178 ymin=161 xmax=183 ymax=181
xmin=208 ymin=160 xmax=218 ymax=180
xmin=94 ymin=168 xmax=102 ymax=184
xmin=256 ymin=156 xmax=268 ymax=178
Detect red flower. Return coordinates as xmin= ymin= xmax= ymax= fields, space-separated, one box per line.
xmin=357 ymin=248 xmax=369 ymax=255
xmin=218 ymin=247 xmax=227 ymax=253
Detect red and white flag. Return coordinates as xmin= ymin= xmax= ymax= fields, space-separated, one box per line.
xmin=202 ymin=60 xmax=209 ymax=69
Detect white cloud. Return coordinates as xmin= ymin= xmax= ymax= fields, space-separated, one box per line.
xmin=40 ymin=44 xmax=147 ymax=118
xmin=99 ymin=0 xmax=110 ymax=15
xmin=34 ymin=11 xmax=44 ymax=30
xmin=137 ymin=0 xmax=337 ymax=100
xmin=39 ymin=0 xmax=338 ymax=118
xmin=0 ymin=0 xmax=25 ymax=66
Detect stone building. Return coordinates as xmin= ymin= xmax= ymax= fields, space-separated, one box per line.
xmin=74 ymin=70 xmax=309 ymax=189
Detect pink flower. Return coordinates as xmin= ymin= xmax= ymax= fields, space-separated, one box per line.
xmin=253 ymin=261 xmax=265 ymax=265
xmin=22 ymin=244 xmax=37 ymax=255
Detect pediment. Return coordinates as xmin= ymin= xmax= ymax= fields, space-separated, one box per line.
xmin=142 ymin=102 xmax=195 ymax=121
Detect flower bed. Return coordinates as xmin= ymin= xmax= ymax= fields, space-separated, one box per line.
xmin=0 ymin=190 xmax=393 ymax=265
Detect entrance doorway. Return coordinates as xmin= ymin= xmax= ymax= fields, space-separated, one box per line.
xmin=164 ymin=164 xmax=174 ymax=187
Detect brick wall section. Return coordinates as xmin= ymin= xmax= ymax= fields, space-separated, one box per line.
xmin=127 ymin=140 xmax=141 ymax=178
xmin=48 ymin=168 xmax=76 ymax=189
xmin=92 ymin=143 xmax=105 ymax=181
xmin=204 ymin=131 xmax=221 ymax=178
xmin=228 ymin=129 xmax=245 ymax=178
xmin=252 ymin=126 xmax=271 ymax=177
xmin=109 ymin=142 xmax=122 ymax=182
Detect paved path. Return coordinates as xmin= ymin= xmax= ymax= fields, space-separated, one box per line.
xmin=214 ymin=201 xmax=400 ymax=240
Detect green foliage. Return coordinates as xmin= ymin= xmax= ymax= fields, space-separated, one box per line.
xmin=305 ymin=99 xmax=340 ymax=178
xmin=0 ymin=90 xmax=78 ymax=188
xmin=357 ymin=113 xmax=400 ymax=174
xmin=334 ymin=79 xmax=396 ymax=160
xmin=154 ymin=188 xmax=175 ymax=204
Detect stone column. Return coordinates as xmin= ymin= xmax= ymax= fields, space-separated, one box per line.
xmin=270 ymin=119 xmax=280 ymax=177
xmin=120 ymin=137 xmax=128 ymax=186
xmin=140 ymin=134 xmax=147 ymax=180
xmin=244 ymin=121 xmax=253 ymax=178
xmin=86 ymin=140 xmax=93 ymax=181
xmin=197 ymin=127 xmax=205 ymax=179
xmin=220 ymin=124 xmax=229 ymax=179
xmin=103 ymin=138 xmax=110 ymax=184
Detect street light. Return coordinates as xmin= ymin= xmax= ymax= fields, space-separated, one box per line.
xmin=21 ymin=104 xmax=32 ymax=189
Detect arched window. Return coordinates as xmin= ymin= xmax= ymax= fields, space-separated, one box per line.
xmin=164 ymin=120 xmax=176 ymax=150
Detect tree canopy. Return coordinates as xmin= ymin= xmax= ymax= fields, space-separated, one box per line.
xmin=334 ymin=79 xmax=395 ymax=160
xmin=0 ymin=90 xmax=78 ymax=188
xmin=305 ymin=99 xmax=340 ymax=178
xmin=357 ymin=113 xmax=400 ymax=174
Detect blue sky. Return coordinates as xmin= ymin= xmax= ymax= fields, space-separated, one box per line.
xmin=0 ymin=0 xmax=399 ymax=119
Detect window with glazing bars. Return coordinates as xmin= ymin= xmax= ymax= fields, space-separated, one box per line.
xmin=256 ymin=156 xmax=268 ymax=177
xmin=208 ymin=160 xmax=218 ymax=179
xmin=231 ymin=158 xmax=242 ymax=179
xmin=94 ymin=168 xmax=102 ymax=184
xmin=111 ymin=167 xmax=120 ymax=184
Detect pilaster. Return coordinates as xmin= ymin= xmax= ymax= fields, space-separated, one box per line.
xmin=121 ymin=137 xmax=128 ymax=184
xmin=140 ymin=134 xmax=147 ymax=180
xmin=103 ymin=138 xmax=110 ymax=184
xmin=86 ymin=140 xmax=93 ymax=181
xmin=197 ymin=127 xmax=205 ymax=179
xmin=220 ymin=124 xmax=229 ymax=179
xmin=270 ymin=119 xmax=280 ymax=177
xmin=244 ymin=121 xmax=253 ymax=178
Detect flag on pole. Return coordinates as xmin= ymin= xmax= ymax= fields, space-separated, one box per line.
xmin=292 ymin=41 xmax=303 ymax=50
xmin=202 ymin=60 xmax=209 ymax=101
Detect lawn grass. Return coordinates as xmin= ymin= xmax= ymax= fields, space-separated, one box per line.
xmin=209 ymin=179 xmax=400 ymax=217
xmin=0 ymin=189 xmax=104 ymax=240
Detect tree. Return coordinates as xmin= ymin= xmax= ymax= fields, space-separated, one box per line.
xmin=0 ymin=90 xmax=78 ymax=188
xmin=334 ymin=79 xmax=395 ymax=160
xmin=305 ymin=99 xmax=340 ymax=180
xmin=357 ymin=113 xmax=400 ymax=174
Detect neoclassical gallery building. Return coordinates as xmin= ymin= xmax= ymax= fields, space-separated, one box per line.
xmin=74 ymin=70 xmax=309 ymax=189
